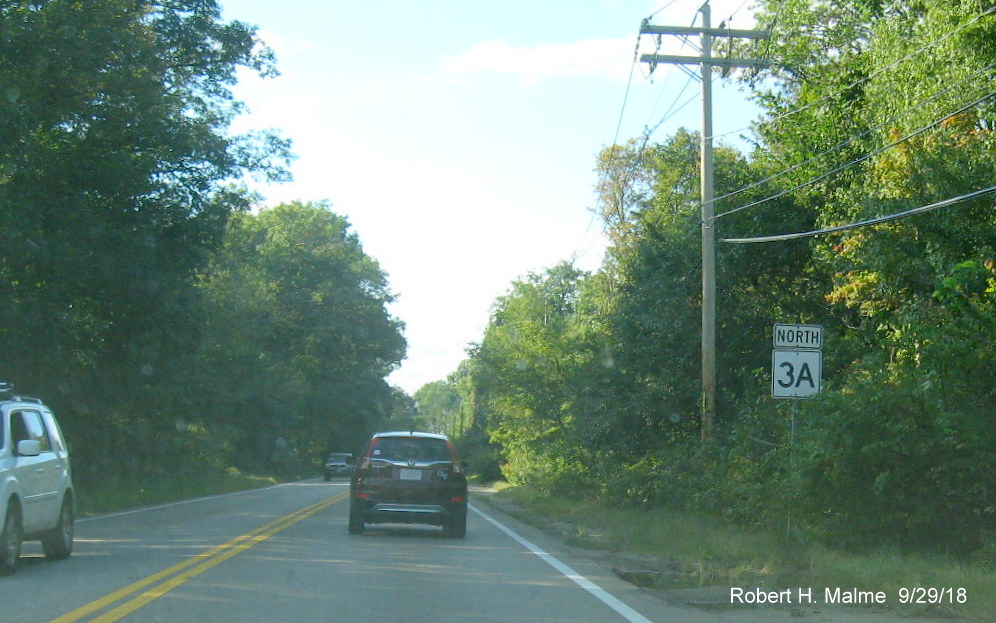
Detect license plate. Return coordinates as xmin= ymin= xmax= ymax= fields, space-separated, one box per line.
xmin=399 ymin=468 xmax=422 ymax=481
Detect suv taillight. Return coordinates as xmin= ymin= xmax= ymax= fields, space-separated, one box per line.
xmin=445 ymin=440 xmax=463 ymax=473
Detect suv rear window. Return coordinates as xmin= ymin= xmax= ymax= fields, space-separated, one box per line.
xmin=370 ymin=437 xmax=452 ymax=462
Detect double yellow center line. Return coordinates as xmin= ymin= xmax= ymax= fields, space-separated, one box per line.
xmin=50 ymin=491 xmax=348 ymax=623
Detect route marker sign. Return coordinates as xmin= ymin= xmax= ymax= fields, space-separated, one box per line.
xmin=772 ymin=349 xmax=822 ymax=398
xmin=772 ymin=323 xmax=823 ymax=399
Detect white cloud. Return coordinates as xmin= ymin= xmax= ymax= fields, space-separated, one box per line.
xmin=440 ymin=37 xmax=636 ymax=86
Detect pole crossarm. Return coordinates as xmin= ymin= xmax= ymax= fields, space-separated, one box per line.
xmin=640 ymin=53 xmax=771 ymax=68
xmin=640 ymin=24 xmax=770 ymax=39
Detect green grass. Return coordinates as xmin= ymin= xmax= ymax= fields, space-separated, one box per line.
xmin=76 ymin=467 xmax=279 ymax=515
xmin=488 ymin=484 xmax=995 ymax=622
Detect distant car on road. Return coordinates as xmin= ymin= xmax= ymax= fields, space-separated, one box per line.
xmin=349 ymin=431 xmax=467 ymax=538
xmin=0 ymin=383 xmax=75 ymax=575
xmin=323 ymin=452 xmax=354 ymax=480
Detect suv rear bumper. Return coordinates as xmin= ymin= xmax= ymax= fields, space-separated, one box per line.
xmin=354 ymin=498 xmax=466 ymax=527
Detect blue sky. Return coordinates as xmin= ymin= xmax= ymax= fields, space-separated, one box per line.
xmin=220 ymin=0 xmax=766 ymax=394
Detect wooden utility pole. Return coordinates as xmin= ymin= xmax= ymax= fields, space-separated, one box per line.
xmin=639 ymin=1 xmax=769 ymax=443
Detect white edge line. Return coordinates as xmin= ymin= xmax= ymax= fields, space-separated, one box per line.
xmin=470 ymin=504 xmax=654 ymax=623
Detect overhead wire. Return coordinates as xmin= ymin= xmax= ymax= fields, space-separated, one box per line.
xmin=623 ymin=2 xmax=766 ymax=242
xmin=706 ymin=4 xmax=996 ymax=143
xmin=634 ymin=1 xmax=770 ymax=146
xmin=643 ymin=73 xmax=698 ymax=143
xmin=643 ymin=61 xmax=677 ymax=123
xmin=705 ymin=4 xmax=996 ymax=244
xmin=722 ymin=185 xmax=996 ymax=244
xmin=710 ymin=87 xmax=996 ymax=222
xmin=729 ymin=0 xmax=751 ymax=20
xmin=646 ymin=0 xmax=682 ymax=21
xmin=579 ymin=3 xmax=996 ymax=252
xmin=580 ymin=1 xmax=995 ymax=257
xmin=640 ymin=8 xmax=706 ymax=145
xmin=640 ymin=5 xmax=706 ymax=136
xmin=575 ymin=3 xmax=708 ymax=265
xmin=570 ymin=27 xmax=644 ymax=266
xmin=756 ymin=0 xmax=788 ymax=65
xmin=708 ymin=61 xmax=996 ymax=215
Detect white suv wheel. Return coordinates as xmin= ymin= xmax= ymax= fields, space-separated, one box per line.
xmin=0 ymin=504 xmax=23 ymax=576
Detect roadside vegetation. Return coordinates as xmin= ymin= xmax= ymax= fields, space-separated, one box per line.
xmin=0 ymin=2 xmax=406 ymax=507
xmin=415 ymin=0 xmax=994 ymax=593
xmin=486 ymin=484 xmax=994 ymax=622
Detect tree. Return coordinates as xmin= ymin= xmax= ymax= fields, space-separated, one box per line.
xmin=0 ymin=0 xmax=289 ymax=487
xmin=414 ymin=380 xmax=463 ymax=436
xmin=470 ymin=263 xmax=594 ymax=490
xmin=196 ymin=201 xmax=406 ymax=472
xmin=730 ymin=0 xmax=996 ymax=549
xmin=409 ymin=0 xmax=996 ymax=553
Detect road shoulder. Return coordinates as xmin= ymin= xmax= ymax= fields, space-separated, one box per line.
xmin=470 ymin=486 xmax=968 ymax=623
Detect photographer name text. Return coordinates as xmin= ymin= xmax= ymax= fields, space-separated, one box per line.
xmin=730 ymin=587 xmax=967 ymax=606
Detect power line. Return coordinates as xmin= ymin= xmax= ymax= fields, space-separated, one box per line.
xmin=707 ymin=4 xmax=996 ymax=143
xmin=642 ymin=59 xmax=678 ymax=126
xmin=570 ymin=31 xmax=643 ymax=266
xmin=643 ymin=72 xmax=698 ymax=142
xmin=722 ymin=185 xmax=996 ymax=244
xmin=710 ymin=88 xmax=996 ymax=222
xmin=638 ymin=9 xmax=708 ymax=145
xmin=574 ymin=5 xmax=707 ymax=265
xmin=646 ymin=0 xmax=682 ymax=21
xmin=756 ymin=0 xmax=788 ymax=65
xmin=613 ymin=33 xmax=643 ymax=148
xmin=728 ymin=0 xmax=751 ymax=21
xmin=641 ymin=8 xmax=706 ymax=138
xmin=709 ymin=62 xmax=996 ymax=211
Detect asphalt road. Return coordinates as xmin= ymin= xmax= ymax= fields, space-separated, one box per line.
xmin=0 ymin=480 xmax=704 ymax=623
xmin=2 ymin=481 xmax=958 ymax=623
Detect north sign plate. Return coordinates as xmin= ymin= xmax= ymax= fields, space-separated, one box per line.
xmin=773 ymin=323 xmax=823 ymax=350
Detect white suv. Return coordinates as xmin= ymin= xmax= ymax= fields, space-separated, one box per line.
xmin=0 ymin=384 xmax=75 ymax=575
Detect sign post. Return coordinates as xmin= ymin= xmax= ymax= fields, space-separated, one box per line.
xmin=771 ymin=323 xmax=823 ymax=537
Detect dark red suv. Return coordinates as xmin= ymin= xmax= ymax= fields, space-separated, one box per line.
xmin=349 ymin=431 xmax=467 ymax=538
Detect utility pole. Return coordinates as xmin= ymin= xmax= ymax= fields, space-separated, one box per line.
xmin=639 ymin=1 xmax=769 ymax=443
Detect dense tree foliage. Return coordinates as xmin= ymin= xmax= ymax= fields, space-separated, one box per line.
xmin=413 ymin=380 xmax=463 ymax=436
xmin=1 ymin=0 xmax=989 ymax=554
xmin=432 ymin=0 xmax=994 ymax=555
xmin=0 ymin=2 xmax=403 ymax=497
xmin=197 ymin=201 xmax=405 ymax=474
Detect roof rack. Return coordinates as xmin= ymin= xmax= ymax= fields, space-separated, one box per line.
xmin=0 ymin=382 xmax=43 ymax=404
